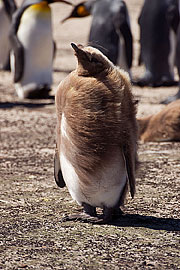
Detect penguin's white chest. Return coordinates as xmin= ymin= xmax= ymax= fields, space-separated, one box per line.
xmin=60 ymin=114 xmax=127 ymax=208
xmin=0 ymin=3 xmax=11 ymax=68
xmin=17 ymin=6 xmax=53 ymax=86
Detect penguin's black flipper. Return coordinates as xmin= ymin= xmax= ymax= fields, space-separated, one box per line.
xmin=2 ymin=0 xmax=17 ymax=19
xmin=9 ymin=6 xmax=27 ymax=83
xmin=119 ymin=21 xmax=133 ymax=69
xmin=114 ymin=1 xmax=133 ymax=68
xmin=123 ymin=146 xmax=137 ymax=199
xmin=166 ymin=0 xmax=180 ymax=34
xmin=54 ymin=149 xmax=66 ymax=188
xmin=9 ymin=34 xmax=24 ymax=83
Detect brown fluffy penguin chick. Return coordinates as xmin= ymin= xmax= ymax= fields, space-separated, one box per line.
xmin=138 ymin=100 xmax=180 ymax=142
xmin=54 ymin=43 xmax=138 ymax=224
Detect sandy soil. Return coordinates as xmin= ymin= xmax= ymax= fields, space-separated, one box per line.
xmin=0 ymin=0 xmax=180 ymax=269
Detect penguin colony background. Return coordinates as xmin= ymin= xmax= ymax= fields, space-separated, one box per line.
xmin=1 ymin=0 xmax=180 ymax=222
xmin=1 ymin=0 xmax=180 ymax=102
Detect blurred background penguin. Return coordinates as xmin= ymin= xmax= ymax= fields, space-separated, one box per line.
xmin=0 ymin=0 xmax=17 ymax=71
xmin=9 ymin=0 xmax=72 ymax=99
xmin=62 ymin=0 xmax=133 ymax=77
xmin=162 ymin=0 xmax=180 ymax=104
xmin=136 ymin=0 xmax=179 ymax=87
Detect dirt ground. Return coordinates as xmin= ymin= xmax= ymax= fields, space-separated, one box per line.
xmin=0 ymin=0 xmax=180 ymax=269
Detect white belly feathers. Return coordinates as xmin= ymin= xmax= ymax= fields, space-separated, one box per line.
xmin=16 ymin=7 xmax=53 ymax=88
xmin=60 ymin=113 xmax=127 ymax=208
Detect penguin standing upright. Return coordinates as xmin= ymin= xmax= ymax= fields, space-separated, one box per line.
xmin=54 ymin=43 xmax=138 ymax=223
xmin=9 ymin=0 xmax=71 ymax=99
xmin=137 ymin=0 xmax=179 ymax=87
xmin=0 ymin=0 xmax=17 ymax=71
xmin=62 ymin=0 xmax=133 ymax=75
xmin=162 ymin=0 xmax=180 ymax=103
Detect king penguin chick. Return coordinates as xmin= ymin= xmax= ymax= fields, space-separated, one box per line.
xmin=62 ymin=0 xmax=133 ymax=76
xmin=9 ymin=0 xmax=71 ymax=99
xmin=0 ymin=0 xmax=17 ymax=71
xmin=138 ymin=100 xmax=180 ymax=142
xmin=54 ymin=43 xmax=138 ymax=224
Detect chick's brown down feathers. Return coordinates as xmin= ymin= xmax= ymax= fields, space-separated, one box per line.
xmin=55 ymin=44 xmax=138 ymax=222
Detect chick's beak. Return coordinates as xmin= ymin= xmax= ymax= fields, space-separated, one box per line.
xmin=71 ymin=43 xmax=80 ymax=53
xmin=71 ymin=43 xmax=92 ymax=62
xmin=71 ymin=43 xmax=85 ymax=56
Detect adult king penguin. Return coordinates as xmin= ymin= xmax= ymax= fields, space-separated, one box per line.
xmin=162 ymin=0 xmax=180 ymax=104
xmin=54 ymin=43 xmax=138 ymax=223
xmin=0 ymin=0 xmax=17 ymax=71
xmin=9 ymin=0 xmax=71 ymax=99
xmin=137 ymin=0 xmax=179 ymax=87
xmin=62 ymin=0 xmax=133 ymax=76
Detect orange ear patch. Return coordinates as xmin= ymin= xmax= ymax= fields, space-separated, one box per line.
xmin=77 ymin=5 xmax=90 ymax=17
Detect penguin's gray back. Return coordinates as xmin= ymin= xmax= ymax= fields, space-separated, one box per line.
xmin=89 ymin=0 xmax=119 ymax=61
xmin=89 ymin=0 xmax=132 ymax=72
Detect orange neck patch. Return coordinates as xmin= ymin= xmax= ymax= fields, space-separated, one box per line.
xmin=29 ymin=1 xmax=50 ymax=13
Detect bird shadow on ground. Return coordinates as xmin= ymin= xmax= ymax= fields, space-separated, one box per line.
xmin=109 ymin=213 xmax=180 ymax=232
xmin=63 ymin=211 xmax=180 ymax=232
xmin=0 ymin=100 xmax=54 ymax=109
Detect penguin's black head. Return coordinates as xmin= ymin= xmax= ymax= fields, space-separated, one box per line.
xmin=71 ymin=43 xmax=114 ymax=76
xmin=62 ymin=2 xmax=90 ymax=22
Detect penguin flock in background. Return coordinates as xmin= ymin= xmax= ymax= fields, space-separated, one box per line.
xmin=1 ymin=0 xmax=180 ymax=102
xmin=62 ymin=0 xmax=180 ymax=103
xmin=62 ymin=0 xmax=133 ymax=76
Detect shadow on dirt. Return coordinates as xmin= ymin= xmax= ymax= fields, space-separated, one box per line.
xmin=0 ymin=101 xmax=54 ymax=109
xmin=61 ymin=212 xmax=180 ymax=231
xmin=110 ymin=214 xmax=180 ymax=231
